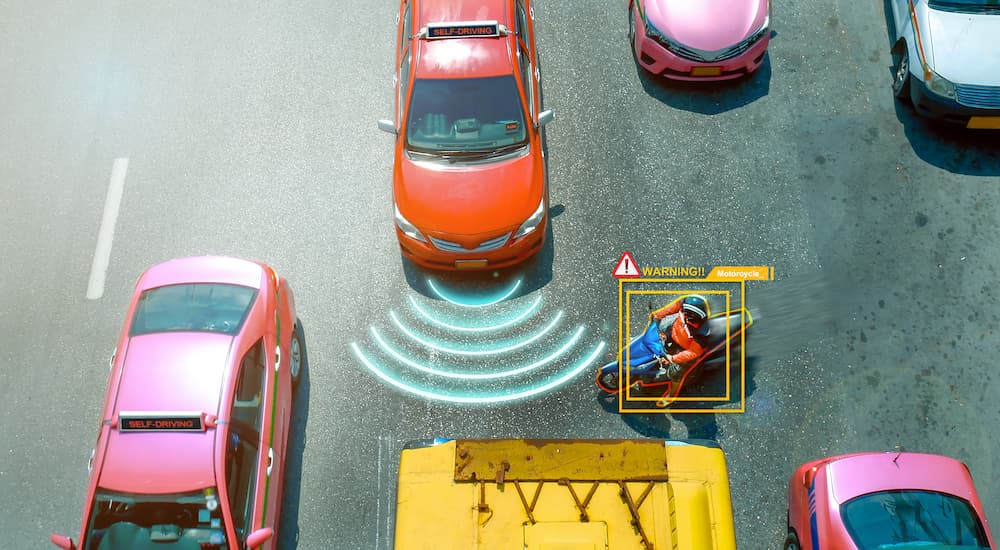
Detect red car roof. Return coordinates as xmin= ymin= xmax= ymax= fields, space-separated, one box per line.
xmin=136 ymin=256 xmax=264 ymax=291
xmin=98 ymin=332 xmax=234 ymax=494
xmin=414 ymin=0 xmax=514 ymax=78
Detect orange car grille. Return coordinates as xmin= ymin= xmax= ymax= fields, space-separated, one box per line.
xmin=429 ymin=232 xmax=511 ymax=253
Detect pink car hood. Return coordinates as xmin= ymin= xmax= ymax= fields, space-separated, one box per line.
xmin=827 ymin=452 xmax=979 ymax=505
xmin=644 ymin=0 xmax=769 ymax=51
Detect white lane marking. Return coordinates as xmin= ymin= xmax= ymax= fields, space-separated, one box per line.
xmin=375 ymin=435 xmax=384 ymax=549
xmin=86 ymin=158 xmax=129 ymax=300
xmin=375 ymin=434 xmax=396 ymax=550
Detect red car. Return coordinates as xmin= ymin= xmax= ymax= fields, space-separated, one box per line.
xmin=377 ymin=0 xmax=554 ymax=271
xmin=785 ymin=451 xmax=996 ymax=550
xmin=51 ymin=256 xmax=304 ymax=550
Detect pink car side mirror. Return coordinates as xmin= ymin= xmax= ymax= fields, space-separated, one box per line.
xmin=246 ymin=528 xmax=274 ymax=549
xmin=50 ymin=534 xmax=76 ymax=550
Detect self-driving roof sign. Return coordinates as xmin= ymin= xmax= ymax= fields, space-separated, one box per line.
xmin=426 ymin=20 xmax=500 ymax=39
xmin=118 ymin=411 xmax=205 ymax=432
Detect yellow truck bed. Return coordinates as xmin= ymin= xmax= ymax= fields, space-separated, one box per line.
xmin=394 ymin=439 xmax=737 ymax=550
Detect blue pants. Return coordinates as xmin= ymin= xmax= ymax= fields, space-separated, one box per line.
xmin=606 ymin=321 xmax=666 ymax=376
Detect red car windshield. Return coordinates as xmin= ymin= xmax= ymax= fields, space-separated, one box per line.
xmin=83 ymin=489 xmax=229 ymax=550
xmin=841 ymin=490 xmax=990 ymax=550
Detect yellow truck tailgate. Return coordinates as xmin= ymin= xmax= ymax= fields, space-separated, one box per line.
xmin=394 ymin=439 xmax=737 ymax=550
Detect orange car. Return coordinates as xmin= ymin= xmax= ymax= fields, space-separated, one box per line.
xmin=378 ymin=0 xmax=554 ymax=271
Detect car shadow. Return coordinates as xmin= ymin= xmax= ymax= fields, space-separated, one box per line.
xmin=895 ymin=105 xmax=1000 ymax=176
xmin=680 ymin=354 xmax=759 ymax=402
xmin=635 ymin=50 xmax=772 ymax=115
xmin=602 ymin=405 xmax=722 ymax=441
xmin=277 ymin=322 xmax=311 ymax=550
xmin=880 ymin=0 xmax=1000 ymax=175
xmin=400 ymin=205 xmax=560 ymax=301
xmin=881 ymin=0 xmax=899 ymax=45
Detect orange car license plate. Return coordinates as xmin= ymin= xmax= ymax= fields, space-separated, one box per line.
xmin=967 ymin=116 xmax=1000 ymax=129
xmin=691 ymin=66 xmax=722 ymax=77
xmin=455 ymin=259 xmax=488 ymax=269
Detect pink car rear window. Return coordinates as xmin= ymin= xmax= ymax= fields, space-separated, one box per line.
xmin=130 ymin=283 xmax=257 ymax=337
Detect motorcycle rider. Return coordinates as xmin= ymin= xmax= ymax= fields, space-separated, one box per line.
xmin=649 ymin=295 xmax=712 ymax=380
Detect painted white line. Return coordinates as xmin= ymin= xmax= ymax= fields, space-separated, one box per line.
xmin=86 ymin=158 xmax=129 ymax=300
xmin=375 ymin=437 xmax=382 ymax=549
xmin=375 ymin=434 xmax=395 ymax=550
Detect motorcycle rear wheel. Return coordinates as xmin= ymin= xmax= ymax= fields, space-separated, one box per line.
xmin=598 ymin=371 xmax=619 ymax=392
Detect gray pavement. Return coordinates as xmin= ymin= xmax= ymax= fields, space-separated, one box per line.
xmin=1 ymin=0 xmax=998 ymax=549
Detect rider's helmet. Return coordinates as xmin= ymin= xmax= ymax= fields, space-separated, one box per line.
xmin=680 ymin=295 xmax=711 ymax=336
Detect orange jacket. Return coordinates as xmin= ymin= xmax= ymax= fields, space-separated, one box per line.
xmin=651 ymin=299 xmax=705 ymax=365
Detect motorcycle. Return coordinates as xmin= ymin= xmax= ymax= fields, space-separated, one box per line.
xmin=595 ymin=308 xmax=753 ymax=407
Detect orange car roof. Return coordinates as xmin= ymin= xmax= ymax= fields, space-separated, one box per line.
xmin=414 ymin=0 xmax=515 ymax=78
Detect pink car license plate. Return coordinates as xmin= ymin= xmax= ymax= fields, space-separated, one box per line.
xmin=691 ymin=66 xmax=722 ymax=77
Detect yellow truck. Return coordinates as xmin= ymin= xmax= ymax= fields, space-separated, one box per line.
xmin=393 ymin=439 xmax=737 ymax=549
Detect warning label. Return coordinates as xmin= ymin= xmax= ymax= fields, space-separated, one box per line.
xmin=612 ymin=251 xmax=641 ymax=279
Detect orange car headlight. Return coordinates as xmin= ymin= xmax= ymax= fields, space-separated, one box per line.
xmin=513 ymin=198 xmax=546 ymax=239
xmin=394 ymin=204 xmax=427 ymax=243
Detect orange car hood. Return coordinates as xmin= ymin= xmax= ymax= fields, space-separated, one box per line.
xmin=396 ymin=150 xmax=543 ymax=235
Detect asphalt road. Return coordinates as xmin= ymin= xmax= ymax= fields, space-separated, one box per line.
xmin=2 ymin=1 xmax=999 ymax=549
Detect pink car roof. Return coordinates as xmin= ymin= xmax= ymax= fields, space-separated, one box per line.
xmin=415 ymin=0 xmax=514 ymax=79
xmin=644 ymin=0 xmax=768 ymax=52
xmin=137 ymin=256 xmax=264 ymax=292
xmin=98 ymin=332 xmax=234 ymax=494
xmin=827 ymin=452 xmax=978 ymax=504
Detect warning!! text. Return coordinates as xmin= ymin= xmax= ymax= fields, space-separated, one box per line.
xmin=641 ymin=266 xmax=707 ymax=277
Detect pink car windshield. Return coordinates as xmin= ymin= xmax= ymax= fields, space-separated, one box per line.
xmin=841 ymin=490 xmax=989 ymax=549
xmin=83 ymin=489 xmax=229 ymax=550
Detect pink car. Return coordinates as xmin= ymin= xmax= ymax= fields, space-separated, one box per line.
xmin=628 ymin=0 xmax=770 ymax=80
xmin=785 ymin=452 xmax=996 ymax=550
xmin=51 ymin=257 xmax=304 ymax=550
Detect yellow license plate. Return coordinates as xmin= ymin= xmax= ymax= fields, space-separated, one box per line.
xmin=691 ymin=66 xmax=722 ymax=76
xmin=967 ymin=116 xmax=1000 ymax=129
xmin=455 ymin=259 xmax=488 ymax=269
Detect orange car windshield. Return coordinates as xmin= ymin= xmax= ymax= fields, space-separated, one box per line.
xmin=406 ymin=76 xmax=527 ymax=154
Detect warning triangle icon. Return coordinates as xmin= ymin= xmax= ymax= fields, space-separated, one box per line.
xmin=613 ymin=251 xmax=641 ymax=278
